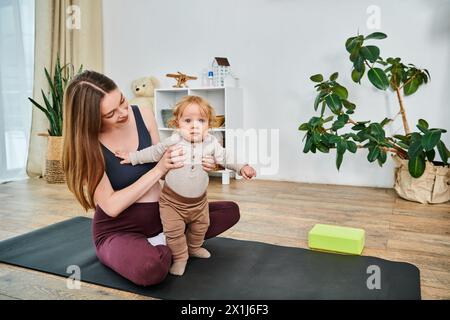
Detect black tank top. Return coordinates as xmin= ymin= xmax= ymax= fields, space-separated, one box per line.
xmin=100 ymin=105 xmax=157 ymax=190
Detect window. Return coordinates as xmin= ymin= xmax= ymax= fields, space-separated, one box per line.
xmin=0 ymin=0 xmax=34 ymax=183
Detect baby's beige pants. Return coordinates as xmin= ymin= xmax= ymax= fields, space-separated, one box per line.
xmin=159 ymin=183 xmax=209 ymax=262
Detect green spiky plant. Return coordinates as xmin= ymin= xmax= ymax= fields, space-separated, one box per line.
xmin=28 ymin=56 xmax=83 ymax=136
xmin=299 ymin=32 xmax=449 ymax=178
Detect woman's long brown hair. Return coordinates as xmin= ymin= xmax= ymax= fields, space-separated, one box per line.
xmin=62 ymin=70 xmax=117 ymax=211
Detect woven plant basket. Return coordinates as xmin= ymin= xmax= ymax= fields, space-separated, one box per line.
xmin=393 ymin=155 xmax=450 ymax=204
xmin=44 ymin=136 xmax=65 ymax=184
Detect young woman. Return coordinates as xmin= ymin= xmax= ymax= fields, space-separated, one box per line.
xmin=62 ymin=70 xmax=240 ymax=286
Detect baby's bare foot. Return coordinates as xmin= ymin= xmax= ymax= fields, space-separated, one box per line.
xmin=169 ymin=261 xmax=187 ymax=276
xmin=189 ymin=247 xmax=211 ymax=258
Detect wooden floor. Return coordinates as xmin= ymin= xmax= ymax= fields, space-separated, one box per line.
xmin=0 ymin=177 xmax=449 ymax=300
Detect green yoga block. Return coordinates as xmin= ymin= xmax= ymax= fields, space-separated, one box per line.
xmin=308 ymin=224 xmax=365 ymax=255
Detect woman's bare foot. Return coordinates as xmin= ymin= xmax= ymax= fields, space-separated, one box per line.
xmin=189 ymin=247 xmax=211 ymax=258
xmin=169 ymin=260 xmax=187 ymax=276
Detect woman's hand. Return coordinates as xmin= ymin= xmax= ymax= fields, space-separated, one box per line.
xmin=155 ymin=145 xmax=185 ymax=175
xmin=114 ymin=150 xmax=131 ymax=164
xmin=240 ymin=165 xmax=257 ymax=180
xmin=202 ymin=155 xmax=217 ymax=172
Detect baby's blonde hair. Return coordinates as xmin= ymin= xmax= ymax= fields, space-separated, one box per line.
xmin=167 ymin=95 xmax=216 ymax=128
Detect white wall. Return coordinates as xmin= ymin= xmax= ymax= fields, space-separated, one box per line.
xmin=103 ymin=0 xmax=450 ymax=188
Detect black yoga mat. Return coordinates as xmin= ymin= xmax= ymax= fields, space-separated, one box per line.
xmin=0 ymin=216 xmax=420 ymax=300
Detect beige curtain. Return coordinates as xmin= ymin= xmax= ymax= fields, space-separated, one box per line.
xmin=26 ymin=0 xmax=103 ymax=177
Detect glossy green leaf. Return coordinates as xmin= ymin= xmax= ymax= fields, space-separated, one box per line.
xmin=330 ymin=72 xmax=339 ymax=81
xmin=337 ymin=140 xmax=347 ymax=154
xmin=310 ymin=74 xmax=324 ymax=82
xmin=436 ymin=140 xmax=449 ymax=164
xmin=316 ymin=142 xmax=330 ymax=153
xmin=325 ymin=94 xmax=342 ymax=114
xmin=323 ymin=116 xmax=334 ymax=123
xmin=338 ymin=114 xmax=349 ymax=123
xmin=336 ymin=140 xmax=347 ymax=170
xmin=408 ymin=152 xmax=426 ymax=178
xmin=368 ymin=68 xmax=389 ymax=90
xmin=380 ymin=117 xmax=391 ymax=127
xmin=408 ymin=139 xmax=423 ymax=159
xmin=320 ymin=101 xmax=326 ymax=117
xmin=364 ymin=32 xmax=387 ymax=40
xmin=367 ymin=147 xmax=380 ymax=162
xmin=404 ymin=77 xmax=420 ymax=96
xmin=377 ymin=150 xmax=387 ymax=166
xmin=346 ymin=140 xmax=357 ymax=153
xmin=354 ymin=56 xmax=365 ymax=72
xmin=303 ymin=135 xmax=313 ymax=153
xmin=351 ymin=124 xmax=365 ymax=131
xmin=332 ymin=85 xmax=348 ymax=99
xmin=332 ymin=120 xmax=346 ymax=131
xmin=328 ymin=134 xmax=341 ymax=144
xmin=314 ymin=93 xmax=323 ymax=111
xmin=312 ymin=132 xmax=321 ymax=144
xmin=426 ymin=149 xmax=435 ymax=162
xmin=345 ymin=36 xmax=362 ymax=53
xmin=360 ymin=46 xmax=380 ymax=63
xmin=421 ymin=131 xmax=441 ymax=151
xmin=342 ymin=99 xmax=356 ymax=111
xmin=309 ymin=117 xmax=323 ymax=128
xmin=411 ymin=132 xmax=422 ymax=143
xmin=349 ymin=47 xmax=360 ymax=62
xmin=298 ymin=123 xmax=309 ymax=131
xmin=336 ymin=151 xmax=344 ymax=170
xmin=369 ymin=123 xmax=385 ymax=138
xmin=394 ymin=134 xmax=410 ymax=144
xmin=416 ymin=123 xmax=430 ymax=134
xmin=351 ymin=68 xmax=364 ymax=83
xmin=396 ymin=141 xmax=409 ymax=149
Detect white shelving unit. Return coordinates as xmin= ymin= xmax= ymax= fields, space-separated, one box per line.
xmin=154 ymin=87 xmax=244 ymax=182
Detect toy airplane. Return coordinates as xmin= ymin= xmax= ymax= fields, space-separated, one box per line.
xmin=166 ymin=71 xmax=197 ymax=88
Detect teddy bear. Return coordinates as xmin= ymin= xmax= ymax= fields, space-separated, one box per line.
xmin=129 ymin=76 xmax=160 ymax=110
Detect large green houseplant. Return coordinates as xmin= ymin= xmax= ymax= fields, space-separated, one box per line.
xmin=28 ymin=56 xmax=82 ymax=183
xmin=299 ymin=32 xmax=450 ymax=204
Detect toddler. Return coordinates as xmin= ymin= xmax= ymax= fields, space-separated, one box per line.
xmin=115 ymin=95 xmax=256 ymax=275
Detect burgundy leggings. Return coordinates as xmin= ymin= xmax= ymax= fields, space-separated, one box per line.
xmin=92 ymin=200 xmax=240 ymax=286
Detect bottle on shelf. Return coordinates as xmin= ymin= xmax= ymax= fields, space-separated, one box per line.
xmin=201 ymin=68 xmax=208 ymax=87
xmin=207 ymin=71 xmax=214 ymax=87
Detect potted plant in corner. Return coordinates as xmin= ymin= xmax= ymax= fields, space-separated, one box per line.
xmin=28 ymin=56 xmax=82 ymax=183
xmin=299 ymin=32 xmax=449 ymax=204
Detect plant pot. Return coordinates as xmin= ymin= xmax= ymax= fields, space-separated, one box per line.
xmin=393 ymin=155 xmax=450 ymax=204
xmin=44 ymin=136 xmax=65 ymax=184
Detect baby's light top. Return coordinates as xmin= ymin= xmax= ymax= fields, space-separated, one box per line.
xmin=128 ymin=130 xmax=246 ymax=198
